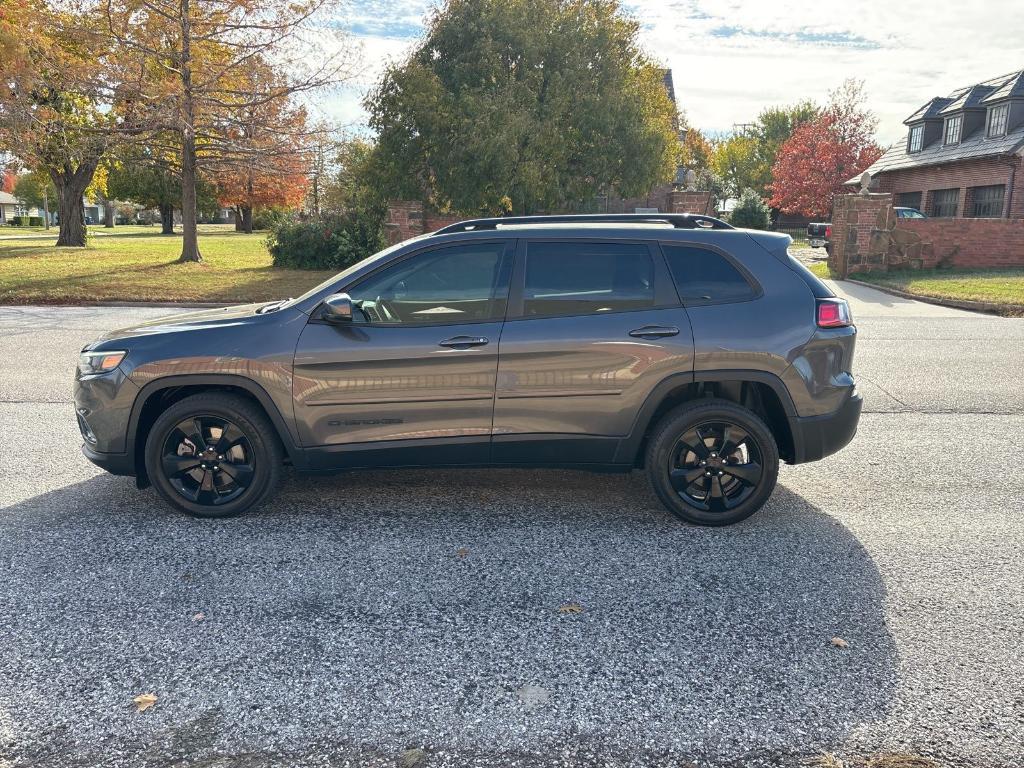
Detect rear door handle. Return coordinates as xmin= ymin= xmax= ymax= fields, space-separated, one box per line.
xmin=628 ymin=325 xmax=680 ymax=339
xmin=439 ymin=336 xmax=489 ymax=348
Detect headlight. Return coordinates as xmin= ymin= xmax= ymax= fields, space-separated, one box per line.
xmin=78 ymin=350 xmax=127 ymax=376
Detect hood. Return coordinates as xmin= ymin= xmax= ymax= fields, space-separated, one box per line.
xmin=90 ymin=302 xmax=282 ymax=346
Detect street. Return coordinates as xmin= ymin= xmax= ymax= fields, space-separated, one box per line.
xmin=1 ymin=285 xmax=1022 ymax=768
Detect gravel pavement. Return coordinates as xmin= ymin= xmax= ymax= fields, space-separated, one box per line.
xmin=1 ymin=289 xmax=1022 ymax=768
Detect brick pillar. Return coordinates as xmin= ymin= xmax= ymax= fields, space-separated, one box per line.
xmin=667 ymin=190 xmax=713 ymax=215
xmin=385 ymin=200 xmax=426 ymax=244
xmin=827 ymin=192 xmax=894 ymax=278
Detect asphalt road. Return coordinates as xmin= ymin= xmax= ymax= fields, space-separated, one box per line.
xmin=1 ymin=287 xmax=1022 ymax=768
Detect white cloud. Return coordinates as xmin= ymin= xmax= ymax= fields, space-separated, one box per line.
xmin=320 ymin=0 xmax=1024 ymax=145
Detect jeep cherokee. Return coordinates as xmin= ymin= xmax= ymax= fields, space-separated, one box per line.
xmin=74 ymin=213 xmax=861 ymax=525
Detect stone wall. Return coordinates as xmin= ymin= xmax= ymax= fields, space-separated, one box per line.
xmin=828 ymin=191 xmax=1024 ymax=276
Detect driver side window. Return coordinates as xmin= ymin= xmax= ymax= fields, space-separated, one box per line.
xmin=348 ymin=242 xmax=511 ymax=324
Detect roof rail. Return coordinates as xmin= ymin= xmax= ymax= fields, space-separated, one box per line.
xmin=433 ymin=213 xmax=734 ymax=234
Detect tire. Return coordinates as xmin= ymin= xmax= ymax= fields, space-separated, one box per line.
xmin=144 ymin=393 xmax=283 ymax=518
xmin=646 ymin=399 xmax=779 ymax=526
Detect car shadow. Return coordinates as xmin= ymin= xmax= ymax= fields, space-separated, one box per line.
xmin=0 ymin=469 xmax=897 ymax=766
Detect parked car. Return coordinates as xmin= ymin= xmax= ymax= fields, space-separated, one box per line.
xmin=807 ymin=222 xmax=831 ymax=248
xmin=894 ymin=207 xmax=927 ymax=219
xmin=75 ymin=213 xmax=861 ymax=526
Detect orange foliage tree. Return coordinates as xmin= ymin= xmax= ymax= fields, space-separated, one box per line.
xmin=769 ymin=80 xmax=883 ymax=219
xmin=212 ymin=64 xmax=311 ymax=232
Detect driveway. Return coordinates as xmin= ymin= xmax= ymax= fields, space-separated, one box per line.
xmin=1 ymin=286 xmax=1022 ymax=768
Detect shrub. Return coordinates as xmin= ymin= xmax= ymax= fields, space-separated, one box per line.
xmin=252 ymin=207 xmax=295 ymax=232
xmin=12 ymin=215 xmax=30 ymax=226
xmin=28 ymin=216 xmax=43 ymax=226
xmin=729 ymin=188 xmax=772 ymax=230
xmin=267 ymin=213 xmax=386 ymax=270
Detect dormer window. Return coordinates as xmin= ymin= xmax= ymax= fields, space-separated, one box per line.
xmin=987 ymin=103 xmax=1009 ymax=137
xmin=944 ymin=115 xmax=962 ymax=145
xmin=908 ymin=125 xmax=924 ymax=153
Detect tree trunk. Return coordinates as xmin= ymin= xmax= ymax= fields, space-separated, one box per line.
xmin=160 ymin=204 xmax=175 ymax=234
xmin=177 ymin=0 xmax=202 ymax=263
xmin=53 ymin=176 xmax=88 ymax=247
xmin=43 ymin=189 xmax=50 ymax=230
xmin=240 ymin=205 xmax=253 ymax=234
xmin=104 ymin=198 xmax=115 ymax=228
xmin=233 ymin=206 xmax=243 ymax=231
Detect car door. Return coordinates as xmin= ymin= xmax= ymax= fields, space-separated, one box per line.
xmin=492 ymin=238 xmax=694 ymax=462
xmin=292 ymin=239 xmax=514 ymax=465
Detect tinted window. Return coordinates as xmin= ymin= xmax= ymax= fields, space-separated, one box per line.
xmin=663 ymin=244 xmax=755 ymax=304
xmin=348 ymin=242 xmax=509 ymax=324
xmin=523 ymin=242 xmax=655 ymax=317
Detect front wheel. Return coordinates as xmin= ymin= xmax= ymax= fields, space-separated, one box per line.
xmin=144 ymin=393 xmax=282 ymax=518
xmin=646 ymin=399 xmax=779 ymax=526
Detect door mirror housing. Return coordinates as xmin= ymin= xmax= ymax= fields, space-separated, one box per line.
xmin=321 ymin=293 xmax=353 ymax=323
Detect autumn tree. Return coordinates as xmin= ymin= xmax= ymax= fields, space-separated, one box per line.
xmin=104 ymin=0 xmax=351 ymax=261
xmin=366 ymin=0 xmax=678 ymax=215
xmin=12 ymin=170 xmax=56 ymax=228
xmin=107 ymin=149 xmax=217 ymax=233
xmin=212 ymin=62 xmax=311 ymax=233
xmin=0 ymin=0 xmax=114 ymax=246
xmin=770 ymin=80 xmax=883 ymax=219
xmin=710 ymin=134 xmax=761 ymax=199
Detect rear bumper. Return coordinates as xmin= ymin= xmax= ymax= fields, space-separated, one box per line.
xmin=791 ymin=393 xmax=863 ymax=464
xmin=81 ymin=443 xmax=135 ymax=476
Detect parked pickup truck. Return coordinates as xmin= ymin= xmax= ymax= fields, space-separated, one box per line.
xmin=807 ymin=222 xmax=831 ymax=249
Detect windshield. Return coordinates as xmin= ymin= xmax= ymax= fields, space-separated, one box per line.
xmin=282 ymin=238 xmax=420 ymax=309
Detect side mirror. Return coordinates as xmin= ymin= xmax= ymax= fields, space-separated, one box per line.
xmin=321 ymin=293 xmax=353 ymax=323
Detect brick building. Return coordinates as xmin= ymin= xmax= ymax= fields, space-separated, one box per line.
xmin=850 ymin=69 xmax=1024 ymax=219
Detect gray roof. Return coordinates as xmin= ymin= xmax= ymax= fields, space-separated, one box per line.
xmin=0 ymin=191 xmax=20 ymax=205
xmin=853 ymin=68 xmax=1024 ymax=182
xmin=903 ymin=97 xmax=951 ymax=124
xmin=850 ymin=124 xmax=1024 ymax=182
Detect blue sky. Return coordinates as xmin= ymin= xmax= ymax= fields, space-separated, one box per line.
xmin=315 ymin=0 xmax=1024 ymax=146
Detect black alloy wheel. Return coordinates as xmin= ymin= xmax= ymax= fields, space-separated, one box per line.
xmin=161 ymin=415 xmax=255 ymax=506
xmin=145 ymin=393 xmax=282 ymax=518
xmin=669 ymin=421 xmax=763 ymax=513
xmin=646 ymin=399 xmax=779 ymax=526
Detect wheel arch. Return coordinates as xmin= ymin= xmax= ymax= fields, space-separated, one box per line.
xmin=617 ymin=370 xmax=798 ymax=467
xmin=127 ymin=375 xmax=301 ymax=485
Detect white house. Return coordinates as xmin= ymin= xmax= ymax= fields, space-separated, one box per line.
xmin=0 ymin=190 xmax=23 ymax=224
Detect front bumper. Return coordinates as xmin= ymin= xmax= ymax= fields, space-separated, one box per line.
xmin=81 ymin=442 xmax=135 ymax=476
xmin=790 ymin=393 xmax=863 ymax=464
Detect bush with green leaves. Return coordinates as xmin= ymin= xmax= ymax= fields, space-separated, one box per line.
xmin=729 ymin=188 xmax=772 ymax=230
xmin=267 ymin=214 xmax=386 ymax=271
xmin=252 ymin=207 xmax=295 ymax=232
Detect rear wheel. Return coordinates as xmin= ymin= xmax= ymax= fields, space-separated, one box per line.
xmin=144 ymin=393 xmax=282 ymax=518
xmin=646 ymin=399 xmax=779 ymax=526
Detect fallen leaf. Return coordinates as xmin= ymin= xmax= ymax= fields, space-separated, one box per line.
xmin=558 ymin=603 xmax=583 ymax=614
xmin=397 ymin=747 xmax=428 ymax=768
xmin=133 ymin=693 xmax=158 ymax=712
xmin=191 ymin=612 xmax=205 ymax=622
xmin=456 ymin=547 xmax=469 ymax=558
xmin=830 ymin=636 xmax=849 ymax=649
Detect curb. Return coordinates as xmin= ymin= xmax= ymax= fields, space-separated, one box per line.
xmin=1 ymin=300 xmax=234 ymax=309
xmin=843 ymin=278 xmax=1024 ymax=316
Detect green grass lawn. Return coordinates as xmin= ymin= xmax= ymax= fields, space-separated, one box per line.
xmin=852 ymin=267 xmax=1024 ymax=311
xmin=0 ymin=226 xmax=336 ymax=304
xmin=808 ymin=262 xmax=835 ymax=279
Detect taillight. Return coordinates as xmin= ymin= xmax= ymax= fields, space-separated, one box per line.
xmin=825 ymin=224 xmax=832 ymax=238
xmin=817 ymin=298 xmax=852 ymax=328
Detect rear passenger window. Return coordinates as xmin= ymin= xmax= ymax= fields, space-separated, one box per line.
xmin=662 ymin=244 xmax=756 ymax=304
xmin=524 ymin=242 xmax=655 ymax=317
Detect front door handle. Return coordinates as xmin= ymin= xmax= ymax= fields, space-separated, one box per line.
xmin=628 ymin=325 xmax=680 ymax=339
xmin=439 ymin=335 xmax=489 ymax=348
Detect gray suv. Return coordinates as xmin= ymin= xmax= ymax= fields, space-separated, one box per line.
xmin=74 ymin=214 xmax=861 ymax=525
